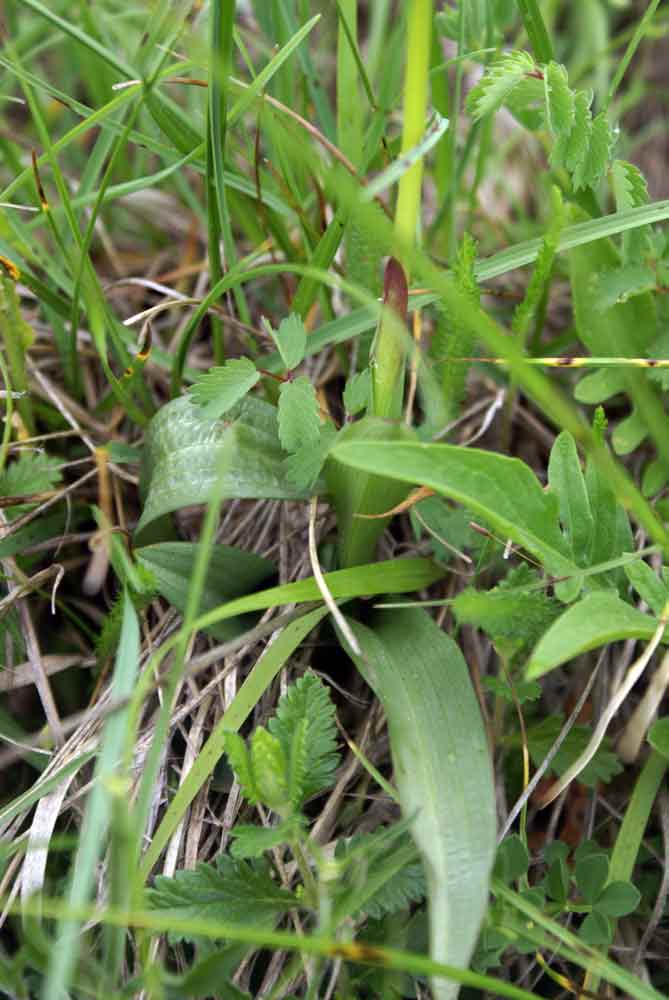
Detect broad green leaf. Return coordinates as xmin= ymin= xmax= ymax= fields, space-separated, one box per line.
xmin=146 ymin=855 xmax=296 ymax=941
xmin=190 ymin=358 xmax=260 ymax=419
xmin=579 ymin=910 xmax=612 ymax=947
xmin=137 ymin=395 xmax=312 ymax=533
xmin=278 ymin=376 xmax=320 ymax=454
xmin=494 ymin=835 xmax=529 ymax=884
xmin=136 ymin=542 xmax=274 ymax=640
xmin=548 ymin=431 xmax=593 ymax=564
xmin=347 ymin=609 xmax=496 ymax=1000
xmin=526 ymin=592 xmax=658 ymax=679
xmin=263 ymin=314 xmax=307 ymax=371
xmin=331 ymin=439 xmax=575 ymax=578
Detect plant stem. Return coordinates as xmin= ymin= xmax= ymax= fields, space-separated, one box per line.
xmin=0 ymin=273 xmax=34 ymax=436
xmin=372 ymin=0 xmax=431 ymax=420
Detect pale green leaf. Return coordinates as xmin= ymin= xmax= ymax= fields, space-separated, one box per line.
xmin=526 ymin=592 xmax=659 ymax=679
xmin=137 ymin=395 xmax=312 ymax=533
xmin=250 ymin=727 xmax=290 ymax=814
xmin=544 ymin=61 xmax=574 ymax=136
xmin=224 ymin=731 xmax=259 ymax=805
xmin=347 ymin=609 xmax=496 ymax=1000
xmin=343 ymin=368 xmax=371 ymax=416
xmin=574 ymin=111 xmax=612 ymax=190
xmin=552 ymin=88 xmax=591 ymax=173
xmin=466 ymin=50 xmax=536 ymax=120
xmin=278 ymin=376 xmax=320 ymax=454
xmin=269 ymin=673 xmax=339 ymax=806
xmin=283 ymin=423 xmax=337 ymax=492
xmin=624 ymin=558 xmax=669 ymax=618
xmin=593 ymin=265 xmax=656 ymax=310
xmin=263 ymin=314 xmax=307 ymax=371
xmin=548 ymin=431 xmax=593 ymax=564
xmin=190 ymin=358 xmax=260 ymax=419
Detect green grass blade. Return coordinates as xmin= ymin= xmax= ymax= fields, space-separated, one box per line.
xmin=44 ymin=592 xmax=140 ymax=1000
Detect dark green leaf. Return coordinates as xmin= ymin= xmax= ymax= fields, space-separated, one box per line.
xmin=648 ymin=717 xmax=669 ymax=758
xmin=595 ymin=881 xmax=641 ymax=917
xmin=494 ymin=835 xmax=529 ymax=884
xmin=579 ymin=910 xmax=612 ymax=946
xmin=545 ymin=857 xmax=569 ymax=904
xmin=136 ymin=542 xmax=274 ymax=641
xmin=548 ymin=431 xmax=593 ymax=565
xmin=145 ymin=855 xmax=296 ymax=942
xmin=575 ymin=852 xmax=610 ymax=903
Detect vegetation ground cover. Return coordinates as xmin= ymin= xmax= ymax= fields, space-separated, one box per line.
xmin=1 ymin=1 xmax=669 ymax=997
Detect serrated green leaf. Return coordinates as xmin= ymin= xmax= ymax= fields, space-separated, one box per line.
xmin=278 ymin=376 xmax=321 ymax=454
xmin=269 ymin=672 xmax=340 ymax=806
xmin=190 ymin=358 xmax=260 ymax=419
xmin=228 ymin=819 xmax=301 ymax=859
xmin=611 ymin=159 xmax=649 ymax=211
xmin=263 ymin=314 xmax=307 ymax=371
xmin=526 ymin=592 xmax=659 ymax=679
xmin=0 ymin=451 xmax=62 ymax=515
xmin=335 ymin=830 xmax=426 ymax=920
xmin=250 ymin=727 xmax=290 ymax=814
xmin=283 ymin=423 xmax=337 ymax=492
xmin=482 ymin=677 xmax=542 ymax=704
xmin=526 ymin=717 xmax=622 ymax=787
xmin=576 ymin=853 xmax=610 ymax=903
xmin=343 ymin=367 xmax=371 ymax=416
xmin=574 ymin=111 xmax=612 ymax=191
xmin=593 ymin=265 xmax=656 ymax=310
xmin=224 ymin=731 xmax=259 ymax=805
xmin=595 ymin=880 xmax=640 ymax=917
xmin=552 ymin=88 xmax=591 ymax=173
xmin=466 ymin=50 xmax=536 ymax=120
xmin=145 ymin=855 xmax=296 ymax=941
xmin=544 ymin=62 xmax=574 ymax=136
